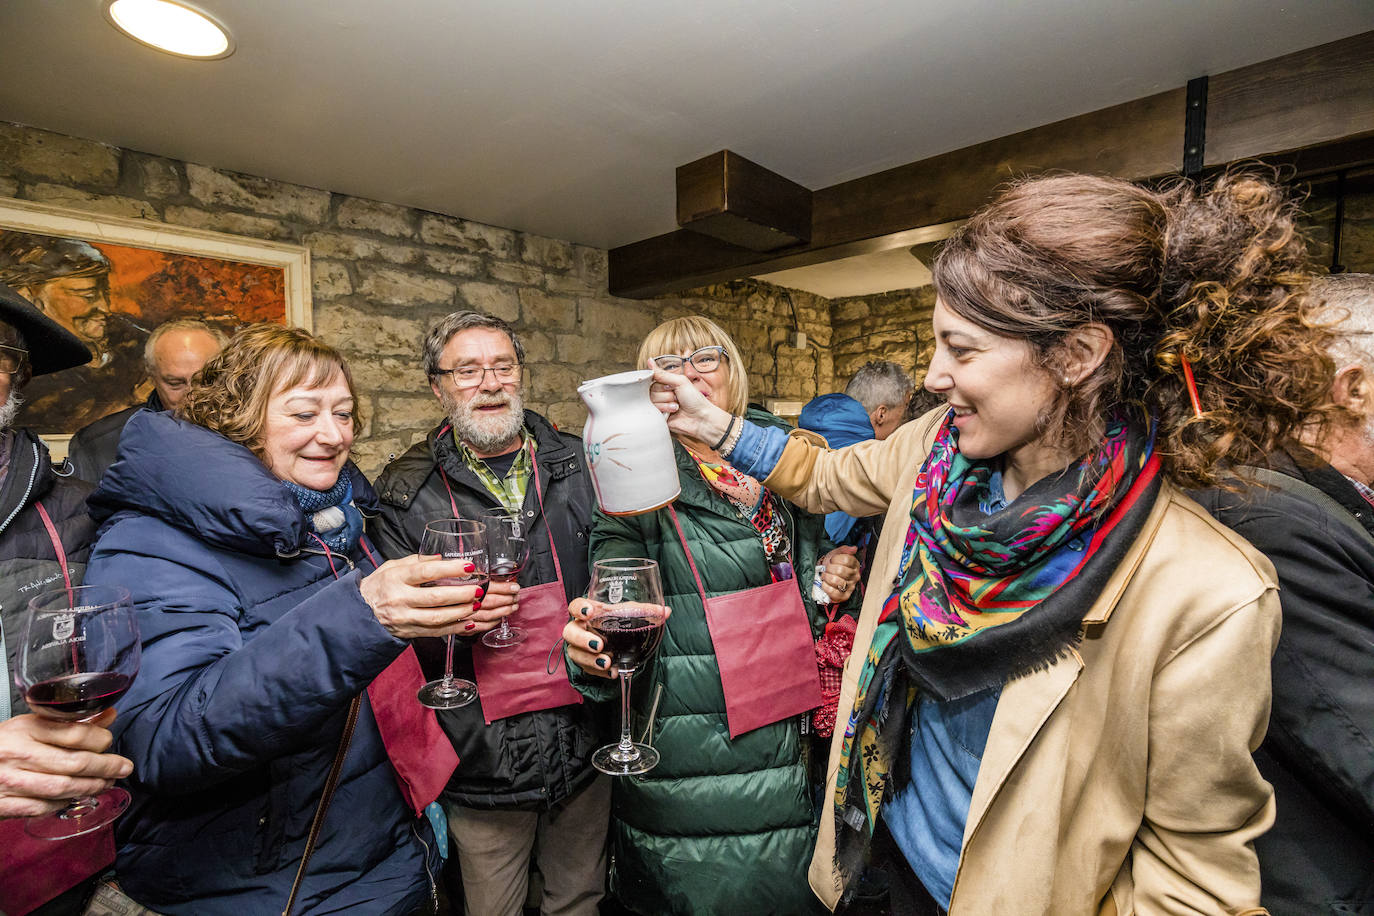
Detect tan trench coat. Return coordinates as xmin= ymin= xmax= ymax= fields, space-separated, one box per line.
xmin=763 ymin=414 xmax=1277 ymax=916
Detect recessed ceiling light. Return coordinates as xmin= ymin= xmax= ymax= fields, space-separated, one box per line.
xmin=104 ymin=0 xmax=234 ymax=60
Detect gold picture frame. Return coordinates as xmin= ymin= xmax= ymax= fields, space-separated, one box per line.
xmin=0 ymin=197 xmax=311 ymax=458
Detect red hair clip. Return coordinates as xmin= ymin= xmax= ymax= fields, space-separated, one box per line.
xmin=1179 ymin=354 xmax=1204 ymax=420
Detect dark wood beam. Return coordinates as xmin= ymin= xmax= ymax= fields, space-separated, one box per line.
xmin=610 ymin=30 xmax=1374 ymax=299
xmin=677 ymin=150 xmax=812 ymax=250
xmin=1206 ymin=31 xmax=1374 ymax=165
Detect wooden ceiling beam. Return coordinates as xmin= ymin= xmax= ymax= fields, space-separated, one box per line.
xmin=609 ymin=30 xmax=1374 ymax=299
xmin=677 ymin=150 xmax=812 ymax=250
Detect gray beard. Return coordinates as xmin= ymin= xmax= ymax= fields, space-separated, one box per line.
xmin=444 ymin=388 xmax=526 ymax=455
xmin=0 ymin=390 xmax=22 ymax=432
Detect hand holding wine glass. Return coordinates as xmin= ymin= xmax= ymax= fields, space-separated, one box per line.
xmin=481 ymin=510 xmax=528 ymax=649
xmin=584 ymin=558 xmax=667 ymax=776
xmin=15 ymin=584 xmax=140 ymax=837
xmin=416 ymin=519 xmax=488 ymax=709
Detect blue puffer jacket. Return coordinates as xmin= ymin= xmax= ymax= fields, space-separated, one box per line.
xmin=84 ymin=411 xmax=438 ymax=916
xmin=797 ymin=393 xmax=874 ymax=544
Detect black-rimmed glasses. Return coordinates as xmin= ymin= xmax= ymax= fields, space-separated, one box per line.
xmin=651 ymin=346 xmax=727 ymax=374
xmin=0 ymin=345 xmax=28 ymax=377
xmin=433 ymin=363 xmax=522 ymax=388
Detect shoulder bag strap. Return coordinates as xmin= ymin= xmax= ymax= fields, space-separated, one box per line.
xmin=666 ymin=505 xmax=709 ymax=607
xmin=282 ymin=534 xmax=364 ymax=916
xmin=282 ymin=694 xmax=362 ymax=916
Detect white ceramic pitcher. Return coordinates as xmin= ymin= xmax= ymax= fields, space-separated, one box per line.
xmin=577 ymin=369 xmax=680 ymax=515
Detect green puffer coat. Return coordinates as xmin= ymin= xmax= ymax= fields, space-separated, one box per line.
xmin=575 ymin=410 xmax=838 ymax=916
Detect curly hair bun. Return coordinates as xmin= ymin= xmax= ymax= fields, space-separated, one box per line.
xmin=932 ymin=169 xmax=1335 ymax=489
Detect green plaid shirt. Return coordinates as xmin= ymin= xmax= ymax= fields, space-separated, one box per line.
xmin=454 ymin=429 xmax=536 ymax=513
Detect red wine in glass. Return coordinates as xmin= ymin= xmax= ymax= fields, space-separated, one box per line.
xmin=481 ymin=510 xmax=528 ymax=649
xmin=587 ymin=558 xmax=666 ymax=776
xmin=18 ymin=584 xmax=140 ymax=839
xmin=588 ymin=607 xmax=665 ymax=672
xmin=416 ymin=519 xmax=486 ymax=709
xmin=26 ymin=672 xmax=135 ymax=720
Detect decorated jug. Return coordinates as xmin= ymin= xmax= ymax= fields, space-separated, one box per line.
xmin=577 ymin=369 xmax=680 ymax=515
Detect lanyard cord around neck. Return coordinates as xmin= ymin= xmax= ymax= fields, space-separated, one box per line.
xmin=3 ymin=502 xmax=75 ymax=721
xmin=437 ymin=437 xmax=565 ymax=586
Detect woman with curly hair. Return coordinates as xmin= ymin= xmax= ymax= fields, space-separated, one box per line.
xmin=83 ymin=324 xmax=481 ymax=914
xmin=567 ymin=171 xmax=1334 ymax=914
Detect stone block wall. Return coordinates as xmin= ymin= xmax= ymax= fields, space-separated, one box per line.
xmin=9 ymin=119 xmax=1364 ymax=477
xmin=829 ymin=285 xmax=935 ymax=387
xmin=0 ymin=121 xmax=836 ymax=476
xmin=1302 ymin=166 xmax=1374 ymax=275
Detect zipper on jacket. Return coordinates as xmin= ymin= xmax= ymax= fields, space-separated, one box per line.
xmin=409 ymin=820 xmax=439 ymax=914
xmin=0 ymin=440 xmax=42 ymax=536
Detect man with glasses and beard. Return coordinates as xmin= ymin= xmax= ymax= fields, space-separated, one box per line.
xmin=0 ymin=282 xmax=135 ymax=915
xmin=369 ymin=311 xmax=609 ymax=916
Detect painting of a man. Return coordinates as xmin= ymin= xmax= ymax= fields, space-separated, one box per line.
xmin=0 ymin=228 xmax=288 ymax=434
xmin=0 ymin=232 xmax=147 ymax=429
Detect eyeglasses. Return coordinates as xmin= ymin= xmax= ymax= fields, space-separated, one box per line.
xmin=651 ymin=345 xmax=727 ymax=374
xmin=0 ymin=345 xmax=28 ymax=377
xmin=433 ymin=363 xmax=522 ymax=388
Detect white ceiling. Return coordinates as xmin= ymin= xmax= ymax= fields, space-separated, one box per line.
xmin=1 ymin=1 xmax=1372 ymax=282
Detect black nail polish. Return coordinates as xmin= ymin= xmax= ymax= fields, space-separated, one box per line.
xmin=595 ymin=657 xmax=608 ymax=668
xmin=588 ymin=639 xmax=600 ymax=651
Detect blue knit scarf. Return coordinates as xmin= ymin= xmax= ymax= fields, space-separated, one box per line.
xmin=283 ymin=472 xmax=364 ymax=555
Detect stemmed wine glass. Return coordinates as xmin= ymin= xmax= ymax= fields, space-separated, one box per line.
xmin=17 ymin=584 xmax=141 ymax=839
xmin=586 ymin=558 xmax=667 ymax=776
xmin=416 ymin=519 xmax=488 ymax=709
xmin=481 ymin=510 xmax=528 ymax=648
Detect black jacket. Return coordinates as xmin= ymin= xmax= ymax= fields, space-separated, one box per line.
xmin=1 ymin=428 xmax=95 ymax=716
xmin=369 ymin=411 xmax=606 ymax=810
xmin=68 ymin=391 xmax=163 ymax=485
xmin=1191 ymin=452 xmax=1374 ymax=915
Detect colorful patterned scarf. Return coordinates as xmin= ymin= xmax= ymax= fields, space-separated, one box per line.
xmin=831 ymin=412 xmax=1161 ymax=895
xmin=690 ymin=449 xmax=790 ymax=566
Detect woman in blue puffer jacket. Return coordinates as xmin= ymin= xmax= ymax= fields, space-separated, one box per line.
xmin=84 ymin=325 xmax=482 ymax=915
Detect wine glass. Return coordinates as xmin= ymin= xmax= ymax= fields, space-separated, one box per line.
xmin=17 ymin=584 xmax=140 ymax=839
xmin=481 ymin=510 xmax=529 ymax=649
xmin=416 ymin=518 xmax=487 ymax=709
xmin=586 ymin=558 xmax=667 ymax=776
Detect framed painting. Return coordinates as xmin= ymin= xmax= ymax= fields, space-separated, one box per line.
xmin=0 ymin=198 xmax=311 ymax=456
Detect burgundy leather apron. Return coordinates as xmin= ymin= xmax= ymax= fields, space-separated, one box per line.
xmin=668 ymin=505 xmax=821 ymax=738
xmin=348 ymin=541 xmax=459 ymax=817
xmin=441 ymin=446 xmax=584 ymax=724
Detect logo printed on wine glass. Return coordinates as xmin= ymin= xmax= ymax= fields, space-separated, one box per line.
xmin=607 ymin=578 xmax=624 ymax=604
xmin=52 ymin=613 xmax=75 ymax=641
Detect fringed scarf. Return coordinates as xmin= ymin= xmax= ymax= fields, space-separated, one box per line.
xmin=832 ymin=412 xmax=1162 ymax=894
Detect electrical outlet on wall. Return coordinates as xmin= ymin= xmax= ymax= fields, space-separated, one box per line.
xmin=765 ymin=398 xmax=806 ymax=419
xmin=789 ymin=331 xmax=807 ymax=349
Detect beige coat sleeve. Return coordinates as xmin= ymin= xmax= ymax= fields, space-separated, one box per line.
xmin=1129 ymin=591 xmax=1280 ymax=914
xmin=762 ymin=409 xmax=943 ymax=520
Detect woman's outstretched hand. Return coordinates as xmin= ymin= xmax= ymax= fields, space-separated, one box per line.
xmin=360 ymin=555 xmax=486 ymax=639
xmin=648 ymin=364 xmax=734 ymax=445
